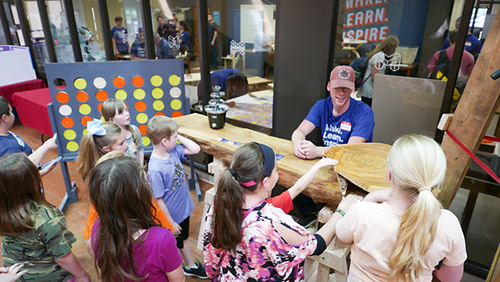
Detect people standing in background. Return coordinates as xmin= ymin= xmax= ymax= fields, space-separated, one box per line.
xmin=154 ymin=33 xmax=174 ymax=60
xmin=130 ymin=28 xmax=146 ymax=60
xmin=111 ymin=16 xmax=129 ymax=56
xmin=357 ymin=35 xmax=399 ymax=107
xmin=157 ymin=15 xmax=166 ymax=39
xmin=254 ymin=19 xmax=274 ymax=78
xmin=440 ymin=16 xmax=482 ymax=60
xmin=208 ymin=14 xmax=218 ymax=69
xmin=178 ymin=21 xmax=191 ymax=54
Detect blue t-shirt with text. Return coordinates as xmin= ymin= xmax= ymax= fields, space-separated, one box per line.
xmin=0 ymin=131 xmax=33 ymax=157
xmin=305 ymin=97 xmax=374 ymax=146
xmin=147 ymin=144 xmax=194 ymax=223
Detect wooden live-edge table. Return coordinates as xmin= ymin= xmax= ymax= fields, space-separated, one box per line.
xmin=174 ymin=113 xmax=342 ymax=207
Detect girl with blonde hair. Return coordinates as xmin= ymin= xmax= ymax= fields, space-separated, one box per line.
xmin=102 ymin=98 xmax=144 ymax=165
xmin=336 ymin=134 xmax=466 ymax=281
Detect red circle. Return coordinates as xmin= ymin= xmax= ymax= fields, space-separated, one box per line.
xmin=113 ymin=76 xmax=126 ymax=88
xmin=76 ymin=91 xmax=89 ymax=102
xmin=96 ymin=90 xmax=108 ymax=101
xmin=135 ymin=101 xmax=147 ymax=112
xmin=56 ymin=92 xmax=69 ymax=103
xmin=154 ymin=112 xmax=165 ymax=116
xmin=171 ymin=111 xmax=183 ymax=117
xmin=132 ymin=75 xmax=144 ymax=87
xmin=138 ymin=124 xmax=147 ymax=135
xmin=61 ymin=117 xmax=74 ymax=128
xmin=81 ymin=116 xmax=93 ymax=126
xmin=97 ymin=103 xmax=103 ymax=113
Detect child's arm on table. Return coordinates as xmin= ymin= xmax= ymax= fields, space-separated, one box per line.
xmin=155 ymin=198 xmax=181 ymax=235
xmin=178 ymin=135 xmax=200 ymax=156
xmin=287 ymin=157 xmax=338 ymax=200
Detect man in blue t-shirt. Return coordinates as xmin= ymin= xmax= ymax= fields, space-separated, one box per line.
xmin=440 ymin=17 xmax=482 ymax=60
xmin=292 ymin=65 xmax=374 ymax=159
xmin=111 ymin=16 xmax=129 ymax=56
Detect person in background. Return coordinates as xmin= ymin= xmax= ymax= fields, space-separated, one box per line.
xmin=336 ymin=134 xmax=466 ymax=281
xmin=292 ymin=65 xmax=374 ymax=160
xmin=130 ymin=28 xmax=146 ymax=60
xmin=87 ymin=155 xmax=184 ymax=282
xmin=440 ymin=16 xmax=482 ymax=60
xmin=208 ymin=13 xmax=218 ymax=69
xmin=357 ymin=35 xmax=400 ymax=107
xmin=0 ymin=154 xmax=90 ymax=282
xmin=111 ymin=16 xmax=129 ymax=57
xmin=154 ymin=33 xmax=174 ymax=60
xmin=178 ymin=21 xmax=191 ymax=54
xmin=157 ymin=15 xmax=166 ymax=38
xmin=0 ymin=97 xmax=59 ymax=176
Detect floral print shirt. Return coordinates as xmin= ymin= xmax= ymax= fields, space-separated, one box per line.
xmin=203 ymin=202 xmax=318 ymax=281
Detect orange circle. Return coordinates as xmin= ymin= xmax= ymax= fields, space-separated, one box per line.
xmin=154 ymin=112 xmax=165 ymax=116
xmin=61 ymin=117 xmax=74 ymax=128
xmin=171 ymin=111 xmax=183 ymax=117
xmin=138 ymin=124 xmax=147 ymax=135
xmin=132 ymin=76 xmax=144 ymax=87
xmin=76 ymin=91 xmax=89 ymax=102
xmin=135 ymin=101 xmax=147 ymax=112
xmin=56 ymin=92 xmax=69 ymax=103
xmin=81 ymin=116 xmax=93 ymax=126
xmin=113 ymin=76 xmax=126 ymax=88
xmin=96 ymin=90 xmax=108 ymax=101
xmin=97 ymin=103 xmax=103 ymax=113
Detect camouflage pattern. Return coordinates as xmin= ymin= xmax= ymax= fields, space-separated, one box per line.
xmin=1 ymin=203 xmax=76 ymax=281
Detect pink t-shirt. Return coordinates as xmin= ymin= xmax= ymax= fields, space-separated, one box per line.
xmin=336 ymin=202 xmax=466 ymax=281
xmin=427 ymin=46 xmax=475 ymax=77
xmin=91 ymin=220 xmax=182 ymax=281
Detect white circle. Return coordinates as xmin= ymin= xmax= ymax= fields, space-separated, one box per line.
xmin=59 ymin=105 xmax=72 ymax=116
xmin=93 ymin=77 xmax=106 ymax=89
xmin=169 ymin=87 xmax=182 ymax=98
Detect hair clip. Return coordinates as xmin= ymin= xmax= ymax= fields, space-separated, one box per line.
xmin=87 ymin=119 xmax=106 ymax=136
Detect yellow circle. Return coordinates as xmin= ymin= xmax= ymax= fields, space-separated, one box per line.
xmin=136 ymin=113 xmax=149 ymax=124
xmin=67 ymin=141 xmax=79 ymax=152
xmin=151 ymin=75 xmax=163 ymax=86
xmin=133 ymin=89 xmax=146 ymax=100
xmin=79 ymin=104 xmax=91 ymax=115
xmin=170 ymin=99 xmax=182 ymax=110
xmin=115 ymin=89 xmax=127 ymax=100
xmin=153 ymin=100 xmax=165 ymax=111
xmin=100 ymin=116 xmax=105 ymax=121
xmin=152 ymin=88 xmax=164 ymax=99
xmin=142 ymin=136 xmax=151 ymax=146
xmin=63 ymin=129 xmax=76 ymax=140
xmin=82 ymin=129 xmax=88 ymax=136
xmin=168 ymin=74 xmax=181 ymax=86
xmin=74 ymin=78 xmax=87 ymax=90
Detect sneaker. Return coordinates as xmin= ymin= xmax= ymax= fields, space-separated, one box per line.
xmin=183 ymin=259 xmax=208 ymax=279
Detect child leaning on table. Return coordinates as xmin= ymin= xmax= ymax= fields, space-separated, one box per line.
xmin=146 ymin=115 xmax=207 ymax=279
xmin=0 ymin=153 xmax=90 ymax=282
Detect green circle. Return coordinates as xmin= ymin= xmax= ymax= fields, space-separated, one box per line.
xmin=152 ymin=88 xmax=164 ymax=99
xmin=136 ymin=113 xmax=148 ymax=124
xmin=74 ymin=78 xmax=87 ymax=90
xmin=170 ymin=99 xmax=182 ymax=110
xmin=79 ymin=104 xmax=91 ymax=115
xmin=153 ymin=100 xmax=165 ymax=111
xmin=115 ymin=89 xmax=127 ymax=100
xmin=133 ymin=88 xmax=146 ymax=100
xmin=63 ymin=129 xmax=76 ymax=140
xmin=151 ymin=75 xmax=163 ymax=86
xmin=67 ymin=141 xmax=79 ymax=152
xmin=168 ymin=74 xmax=181 ymax=86
xmin=142 ymin=136 xmax=151 ymax=146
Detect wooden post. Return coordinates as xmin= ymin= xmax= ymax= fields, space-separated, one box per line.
xmin=438 ymin=8 xmax=500 ymax=208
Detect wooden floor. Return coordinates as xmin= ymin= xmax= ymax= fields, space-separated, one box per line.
xmin=0 ymin=121 xmax=211 ymax=281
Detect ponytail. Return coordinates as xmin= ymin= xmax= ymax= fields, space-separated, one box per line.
xmin=387 ymin=134 xmax=446 ymax=281
xmin=210 ymin=143 xmax=266 ymax=251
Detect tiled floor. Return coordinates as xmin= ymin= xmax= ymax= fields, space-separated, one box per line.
xmin=0 ymin=121 xmax=210 ymax=281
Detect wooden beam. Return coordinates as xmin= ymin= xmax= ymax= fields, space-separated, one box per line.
xmin=439 ymin=7 xmax=500 ymax=208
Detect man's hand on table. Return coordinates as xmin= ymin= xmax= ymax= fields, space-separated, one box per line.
xmin=295 ymin=140 xmax=323 ymax=159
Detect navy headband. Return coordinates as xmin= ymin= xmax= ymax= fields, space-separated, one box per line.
xmin=255 ymin=142 xmax=275 ymax=179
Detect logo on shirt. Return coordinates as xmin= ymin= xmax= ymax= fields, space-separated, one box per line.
xmin=340 ymin=121 xmax=352 ymax=132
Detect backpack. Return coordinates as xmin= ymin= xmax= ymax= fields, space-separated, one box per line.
xmin=430 ymin=49 xmax=451 ymax=80
xmin=350 ymin=55 xmax=369 ymax=89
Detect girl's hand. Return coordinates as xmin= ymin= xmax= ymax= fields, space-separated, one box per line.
xmin=0 ymin=263 xmax=28 ymax=282
xmin=172 ymin=222 xmax=182 ymax=236
xmin=315 ymin=157 xmax=338 ymax=168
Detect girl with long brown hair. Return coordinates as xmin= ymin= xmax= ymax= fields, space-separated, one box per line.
xmin=203 ymin=142 xmax=360 ymax=281
xmin=87 ymin=155 xmax=184 ymax=282
xmin=0 ymin=153 xmax=89 ymax=281
xmin=336 ymin=134 xmax=466 ymax=281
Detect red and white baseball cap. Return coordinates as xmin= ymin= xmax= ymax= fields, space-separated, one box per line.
xmin=329 ymin=65 xmax=355 ymax=91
